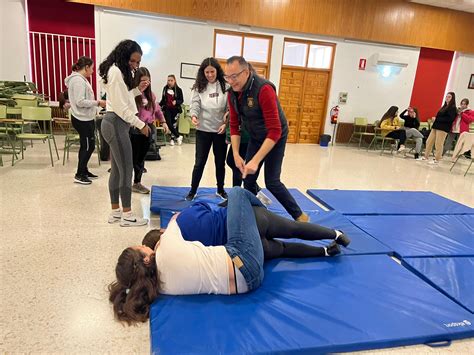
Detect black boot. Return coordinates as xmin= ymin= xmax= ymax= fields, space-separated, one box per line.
xmin=335 ymin=230 xmax=351 ymax=247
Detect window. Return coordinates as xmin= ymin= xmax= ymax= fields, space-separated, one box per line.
xmin=282 ymin=39 xmax=335 ymax=70
xmin=214 ymin=30 xmax=272 ymax=78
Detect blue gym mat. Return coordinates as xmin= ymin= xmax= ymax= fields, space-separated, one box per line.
xmin=151 ymin=186 xmax=324 ymax=220
xmin=278 ymin=211 xmax=393 ymax=256
xmin=348 ymin=215 xmax=474 ymax=258
xmin=150 ymin=255 xmax=474 ymax=354
xmin=403 ymin=257 xmax=474 ymax=314
xmin=306 ymin=189 xmax=474 ymax=215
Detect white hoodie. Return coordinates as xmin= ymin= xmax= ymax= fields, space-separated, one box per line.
xmin=64 ymin=71 xmax=97 ymax=121
xmin=189 ymin=82 xmax=228 ymax=132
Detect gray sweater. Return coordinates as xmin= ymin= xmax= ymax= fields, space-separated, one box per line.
xmin=64 ymin=72 xmax=97 ymax=121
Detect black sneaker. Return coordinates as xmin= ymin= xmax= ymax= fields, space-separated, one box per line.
xmin=86 ymin=171 xmax=98 ymax=179
xmin=185 ymin=191 xmax=196 ymax=201
xmin=326 ymin=241 xmax=341 ymax=256
xmin=414 ymin=153 xmax=419 ymax=160
xmin=335 ymin=230 xmax=351 ymax=247
xmin=74 ymin=174 xmax=92 ymax=185
xmin=216 ymin=190 xmax=228 ymax=200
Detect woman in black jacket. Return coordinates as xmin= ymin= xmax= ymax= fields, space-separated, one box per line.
xmin=399 ymin=107 xmax=424 ymax=159
xmin=159 ymin=74 xmax=184 ymax=145
xmin=423 ymin=92 xmax=457 ymax=164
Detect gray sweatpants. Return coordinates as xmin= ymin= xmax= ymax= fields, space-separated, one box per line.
xmin=404 ymin=127 xmax=423 ymax=154
xmin=101 ymin=113 xmax=133 ymax=208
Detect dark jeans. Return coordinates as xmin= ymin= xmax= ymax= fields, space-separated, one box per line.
xmin=244 ymin=135 xmax=303 ymax=220
xmin=164 ymin=108 xmax=180 ymax=139
xmin=71 ymin=116 xmax=95 ymax=176
xmin=386 ymin=129 xmax=407 ymax=147
xmin=227 ymin=142 xmax=249 ymax=187
xmin=190 ymin=130 xmax=227 ymax=192
xmin=130 ymin=126 xmax=152 ymax=184
xmin=253 ymin=206 xmax=336 ymax=260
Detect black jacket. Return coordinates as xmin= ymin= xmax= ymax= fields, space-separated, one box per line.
xmin=159 ymin=85 xmax=184 ymax=113
xmin=399 ymin=109 xmax=420 ymax=129
xmin=432 ymin=105 xmax=457 ymax=133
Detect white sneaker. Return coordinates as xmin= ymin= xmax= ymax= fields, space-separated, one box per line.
xmin=120 ymin=211 xmax=148 ymax=227
xmin=169 ymin=139 xmax=175 ymax=146
xmin=108 ymin=209 xmax=121 ymax=224
xmin=256 ymin=190 xmax=272 ymax=206
xmin=177 ymin=136 xmax=183 ymax=145
xmin=397 ymin=145 xmax=406 ymax=153
xmin=428 ymin=159 xmax=439 ymax=165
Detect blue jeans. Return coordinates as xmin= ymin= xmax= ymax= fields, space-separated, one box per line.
xmin=224 ymin=187 xmax=265 ymax=292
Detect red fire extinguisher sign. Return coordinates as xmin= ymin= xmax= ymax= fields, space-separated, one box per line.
xmin=359 ymin=58 xmax=366 ymax=70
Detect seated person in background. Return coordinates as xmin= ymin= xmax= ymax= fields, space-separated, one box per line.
xmin=443 ymin=98 xmax=474 ymax=156
xmin=109 ymin=187 xmax=351 ymax=325
xmin=379 ymin=106 xmax=407 ymax=152
xmin=399 ymin=106 xmax=424 ymax=159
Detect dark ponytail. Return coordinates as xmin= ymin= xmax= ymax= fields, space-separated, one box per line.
xmin=109 ymin=248 xmax=161 ymax=325
xmin=72 ymin=56 xmax=93 ymax=72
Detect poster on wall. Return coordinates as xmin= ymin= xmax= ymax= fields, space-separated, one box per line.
xmin=180 ymin=63 xmax=200 ymax=80
xmin=469 ymin=74 xmax=474 ymax=89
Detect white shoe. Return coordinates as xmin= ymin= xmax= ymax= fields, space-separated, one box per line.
xmin=397 ymin=145 xmax=406 ymax=153
xmin=120 ymin=212 xmax=148 ymax=227
xmin=256 ymin=190 xmax=272 ymax=206
xmin=428 ymin=159 xmax=439 ymax=165
xmin=177 ymin=136 xmax=183 ymax=145
xmin=169 ymin=139 xmax=175 ymax=146
xmin=108 ymin=209 xmax=121 ymax=224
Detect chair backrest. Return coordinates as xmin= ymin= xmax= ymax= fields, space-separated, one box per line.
xmin=178 ymin=113 xmax=191 ymax=135
xmin=469 ymin=122 xmax=474 ymax=133
xmin=354 ymin=117 xmax=368 ymax=126
xmin=22 ymin=106 xmax=52 ymax=121
xmin=0 ymin=105 xmax=6 ymax=119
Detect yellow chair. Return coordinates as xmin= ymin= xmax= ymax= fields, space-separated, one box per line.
xmin=15 ymin=107 xmax=59 ymax=166
xmin=178 ymin=112 xmax=192 ymax=143
xmin=347 ymin=117 xmax=374 ymax=148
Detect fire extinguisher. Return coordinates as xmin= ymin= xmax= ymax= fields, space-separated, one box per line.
xmin=330 ymin=105 xmax=339 ymax=124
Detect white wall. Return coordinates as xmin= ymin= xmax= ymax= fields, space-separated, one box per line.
xmin=446 ymin=52 xmax=474 ymax=104
xmin=1 ymin=0 xmax=30 ymax=81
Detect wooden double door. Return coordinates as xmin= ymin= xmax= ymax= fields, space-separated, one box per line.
xmin=278 ymin=68 xmax=330 ymax=143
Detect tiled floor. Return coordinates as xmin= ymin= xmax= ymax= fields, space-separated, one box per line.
xmin=1 ymin=138 xmax=473 ymax=354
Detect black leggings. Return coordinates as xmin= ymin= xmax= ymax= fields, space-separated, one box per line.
xmin=130 ymin=128 xmax=151 ymax=184
xmin=190 ymin=130 xmax=227 ymax=192
xmin=253 ymin=206 xmax=337 ymax=260
xmin=386 ymin=129 xmax=406 ymax=147
xmin=164 ymin=108 xmax=180 ymax=139
xmin=71 ymin=116 xmax=95 ymax=176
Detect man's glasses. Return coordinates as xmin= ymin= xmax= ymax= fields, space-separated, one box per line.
xmin=224 ymin=69 xmax=245 ymax=82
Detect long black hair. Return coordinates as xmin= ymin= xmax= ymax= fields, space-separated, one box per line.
xmin=192 ymin=57 xmax=226 ymax=93
xmin=134 ymin=67 xmax=154 ymax=112
xmin=440 ymin=91 xmax=456 ymax=112
xmin=379 ymin=106 xmax=399 ymax=126
xmin=99 ymin=40 xmax=142 ymax=90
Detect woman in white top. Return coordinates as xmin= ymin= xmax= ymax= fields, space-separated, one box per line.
xmin=98 ymin=40 xmax=151 ymax=227
xmin=186 ymin=57 xmax=229 ymax=202
xmin=109 ymin=187 xmax=351 ymax=325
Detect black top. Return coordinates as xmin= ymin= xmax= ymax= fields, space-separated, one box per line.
xmin=399 ymin=109 xmax=420 ymax=129
xmin=431 ymin=105 xmax=457 ymax=133
xmin=159 ymin=85 xmax=184 ymax=113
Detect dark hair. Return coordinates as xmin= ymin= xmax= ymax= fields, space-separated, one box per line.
xmin=440 ymin=91 xmax=456 ymax=112
xmin=72 ymin=56 xmax=93 ymax=72
xmin=134 ymin=67 xmax=154 ymax=112
xmin=58 ymin=89 xmax=69 ymax=109
xmin=379 ymin=106 xmax=399 ymax=126
xmin=412 ymin=107 xmax=419 ymax=119
xmin=167 ymin=74 xmax=178 ymax=88
xmin=226 ymin=56 xmax=250 ymax=69
xmin=142 ymin=229 xmax=163 ymax=250
xmin=461 ymin=98 xmax=469 ymax=106
xmin=192 ymin=57 xmax=226 ymax=93
xmin=99 ymin=40 xmax=142 ymax=90
xmin=108 ymin=247 xmax=161 ymax=325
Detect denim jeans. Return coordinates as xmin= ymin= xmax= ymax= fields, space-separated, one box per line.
xmin=224 ymin=187 xmax=265 ymax=292
xmin=243 ymin=135 xmax=303 ymax=220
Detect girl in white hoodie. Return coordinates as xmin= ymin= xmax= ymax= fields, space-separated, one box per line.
xmin=65 ymin=56 xmax=106 ymax=184
xmin=186 ymin=57 xmax=229 ymax=201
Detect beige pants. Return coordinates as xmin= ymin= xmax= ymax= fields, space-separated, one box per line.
xmin=424 ymin=129 xmax=448 ymax=161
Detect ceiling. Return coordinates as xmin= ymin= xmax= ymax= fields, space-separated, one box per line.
xmin=410 ymin=0 xmax=474 ymax=13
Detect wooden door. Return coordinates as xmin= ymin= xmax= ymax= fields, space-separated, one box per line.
xmin=298 ymin=71 xmax=329 ymax=143
xmin=278 ymin=68 xmax=305 ymax=143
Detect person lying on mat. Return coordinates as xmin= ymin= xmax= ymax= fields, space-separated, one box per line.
xmin=109 ymin=187 xmax=350 ymax=325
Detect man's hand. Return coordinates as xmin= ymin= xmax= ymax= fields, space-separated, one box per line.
xmin=242 ymin=159 xmax=259 ymax=179
xmin=234 ymin=154 xmax=245 ymax=175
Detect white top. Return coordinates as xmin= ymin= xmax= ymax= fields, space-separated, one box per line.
xmin=452 ymin=113 xmax=462 ymax=133
xmin=102 ymin=65 xmax=145 ymax=129
xmin=64 ymin=72 xmax=97 ymax=121
xmin=155 ymin=219 xmax=230 ymax=295
xmin=189 ymin=82 xmax=228 ymax=132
